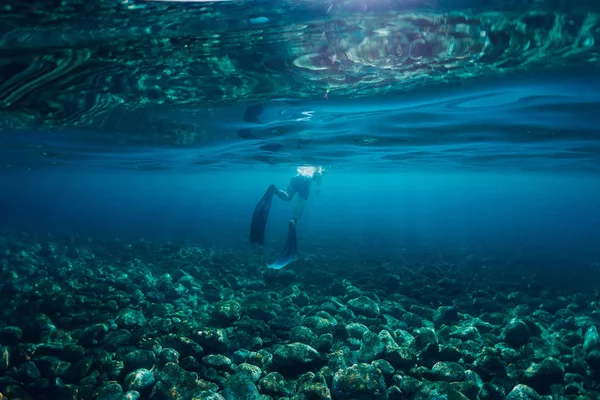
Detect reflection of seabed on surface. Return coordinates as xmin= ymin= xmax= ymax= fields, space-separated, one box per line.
xmin=144 ymin=0 xmax=238 ymax=2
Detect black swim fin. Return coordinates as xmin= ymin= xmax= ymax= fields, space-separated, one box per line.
xmin=250 ymin=185 xmax=276 ymax=245
xmin=267 ymin=219 xmax=298 ymax=270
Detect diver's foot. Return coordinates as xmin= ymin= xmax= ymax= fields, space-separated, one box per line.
xmin=268 ymin=184 xmax=277 ymax=194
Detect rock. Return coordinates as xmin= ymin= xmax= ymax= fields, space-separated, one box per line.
xmin=106 ymin=360 xmax=125 ymax=380
xmin=231 ymin=350 xmax=250 ymax=365
xmin=430 ymin=361 xmax=466 ymax=382
xmin=471 ymin=318 xmax=494 ymax=333
xmin=302 ymin=312 xmax=338 ymax=335
xmin=235 ymin=363 xmax=262 ymax=383
xmin=273 ymin=343 xmax=320 ymax=370
xmin=163 ymin=335 xmax=204 ymax=359
xmin=387 ymin=385 xmax=403 ymax=400
xmin=213 ymin=300 xmax=242 ymax=323
xmin=473 ymin=355 xmax=506 ymax=380
xmin=413 ymin=381 xmax=469 ymax=400
xmin=244 ymin=303 xmax=281 ymax=321
xmin=295 ymin=372 xmax=331 ymax=400
xmin=0 ymin=326 xmax=23 ymax=345
xmin=378 ymin=330 xmax=398 ymax=347
xmin=153 ymin=362 xmax=212 ymax=399
xmin=96 ymin=382 xmax=123 ymax=400
xmin=413 ymin=327 xmax=438 ymax=349
xmin=502 ymin=319 xmax=531 ymax=347
xmin=193 ymin=392 xmax=225 ymax=400
xmin=115 ymin=309 xmax=147 ymax=329
xmin=223 ymin=372 xmax=261 ymax=400
xmin=384 ymin=346 xmax=416 ymax=370
xmin=78 ymin=323 xmax=109 ymax=346
xmin=158 ymin=348 xmax=180 ymax=365
xmin=67 ymin=357 xmax=94 ymax=381
xmin=419 ymin=342 xmax=440 ymax=364
xmin=331 ymin=324 xmax=349 ymax=341
xmin=358 ymin=331 xmax=385 ymax=363
xmin=433 ymin=306 xmax=460 ymax=326
xmin=332 ymin=363 xmax=386 ymax=400
xmin=202 ymin=354 xmax=232 ymax=369
xmin=0 ymin=346 xmax=10 ymax=373
xmin=124 ymin=350 xmax=157 ymax=372
xmin=123 ymin=368 xmax=155 ymax=392
xmin=346 ymin=323 xmax=369 ymax=339
xmin=438 ymin=345 xmax=462 ymax=362
xmin=380 ymin=303 xmax=406 ymax=319
xmin=328 ymin=350 xmax=352 ymax=372
xmin=192 ymin=329 xmax=230 ymax=353
xmin=586 ymin=348 xmax=600 ymax=369
xmin=561 ymin=332 xmax=581 ymax=347
xmin=100 ymin=330 xmax=133 ymax=351
xmin=0 ymin=381 xmax=34 ymax=400
xmin=258 ymin=372 xmax=293 ymax=397
xmin=180 ymin=356 xmax=201 ymax=371
xmin=34 ymin=343 xmax=85 ymax=363
xmin=397 ymin=375 xmax=423 ymax=397
xmin=315 ymin=333 xmax=334 ymax=353
xmin=35 ymin=356 xmax=71 ymax=378
xmin=122 ymin=391 xmax=141 ymax=400
xmin=506 ymin=384 xmax=541 ymax=400
xmin=410 ymin=305 xmax=435 ymax=320
xmin=401 ymin=312 xmax=423 ymax=328
xmin=56 ymin=383 xmax=79 ymax=400
xmin=282 ymin=290 xmax=310 ymax=307
xmin=347 ymin=297 xmax=380 ymax=318
xmin=372 ymin=359 xmax=394 ymax=378
xmin=524 ymin=357 xmax=565 ymax=392
xmin=394 ymin=330 xmax=415 ymax=347
xmin=347 ymin=338 xmax=361 ymax=350
xmin=583 ymin=326 xmax=600 ymax=354
xmin=462 ymin=369 xmax=484 ymax=399
xmin=247 ymin=350 xmax=272 ymax=368
xmin=105 ymin=300 xmax=119 ymax=312
xmin=18 ymin=361 xmax=41 ymax=382
xmin=290 ymin=326 xmax=317 ymax=345
xmin=449 ymin=326 xmax=481 ymax=341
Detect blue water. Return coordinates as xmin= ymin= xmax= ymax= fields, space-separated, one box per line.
xmin=2 ymin=69 xmax=600 ymax=263
xmin=2 ymin=167 xmax=599 ymax=264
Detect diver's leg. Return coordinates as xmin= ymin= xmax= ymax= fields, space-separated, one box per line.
xmin=293 ymin=198 xmax=307 ymax=221
xmin=274 ymin=189 xmax=292 ymax=202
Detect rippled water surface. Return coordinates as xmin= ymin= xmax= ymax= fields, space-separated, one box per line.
xmin=1 ymin=0 xmax=600 ymax=171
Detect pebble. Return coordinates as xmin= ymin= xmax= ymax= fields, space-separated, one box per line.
xmin=506 ymin=384 xmax=542 ymax=400
xmin=332 ymin=363 xmax=387 ymax=400
xmin=2 ymin=236 xmax=600 ymax=400
xmin=502 ymin=318 xmax=531 ymax=346
xmin=236 ymin=362 xmax=262 ymax=382
xmin=123 ymin=350 xmax=156 ymax=372
xmin=123 ymin=368 xmax=155 ymax=392
xmin=583 ymin=325 xmax=600 ymax=354
xmin=430 ymin=361 xmax=466 ymax=382
xmin=96 ymin=382 xmax=123 ymax=400
xmin=273 ymin=343 xmax=320 ymax=368
xmin=347 ymin=296 xmax=380 ymax=318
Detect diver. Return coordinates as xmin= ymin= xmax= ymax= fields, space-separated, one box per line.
xmin=274 ymin=166 xmax=323 ymax=222
xmin=250 ymin=166 xmax=324 ymax=269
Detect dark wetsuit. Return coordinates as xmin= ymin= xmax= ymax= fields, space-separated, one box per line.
xmin=287 ymin=174 xmax=312 ymax=200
